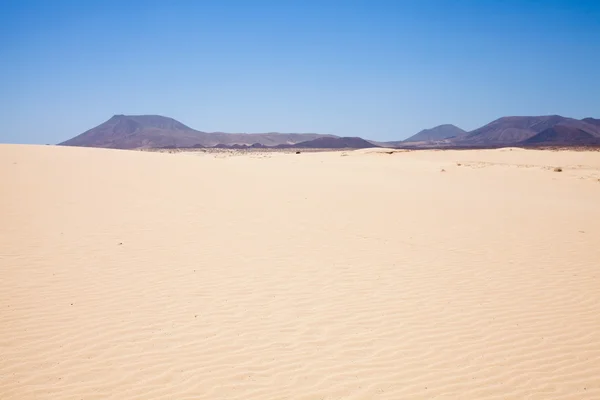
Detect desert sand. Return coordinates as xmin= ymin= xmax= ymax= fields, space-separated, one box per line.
xmin=1 ymin=144 xmax=599 ymax=399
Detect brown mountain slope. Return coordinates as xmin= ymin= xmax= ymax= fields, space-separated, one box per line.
xmin=521 ymin=125 xmax=600 ymax=146
xmin=279 ymin=137 xmax=378 ymax=149
xmin=583 ymin=118 xmax=600 ymax=127
xmin=60 ymin=115 xmax=199 ymax=149
xmin=458 ymin=115 xmax=566 ymax=145
xmin=59 ymin=115 xmax=335 ymax=149
xmin=376 ymin=124 xmax=466 ymax=147
xmin=403 ymin=124 xmax=466 ymax=143
xmin=456 ymin=115 xmax=600 ymax=145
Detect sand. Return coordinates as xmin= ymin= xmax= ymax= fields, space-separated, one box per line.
xmin=1 ymin=144 xmax=599 ymax=399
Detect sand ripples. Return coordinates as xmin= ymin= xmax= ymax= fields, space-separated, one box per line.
xmin=1 ymin=145 xmax=599 ymax=399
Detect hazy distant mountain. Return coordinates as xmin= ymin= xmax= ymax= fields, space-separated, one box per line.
xmin=402 ymin=124 xmax=466 ymax=143
xmin=59 ymin=113 xmax=600 ymax=150
xmin=212 ymin=143 xmax=267 ymax=149
xmin=60 ymin=115 xmax=195 ymax=149
xmin=373 ymin=124 xmax=466 ymax=147
xmin=280 ymin=137 xmax=378 ymax=149
xmin=456 ymin=115 xmax=600 ymax=145
xmin=59 ymin=115 xmax=335 ymax=149
xmin=582 ymin=117 xmax=600 ymax=127
xmin=521 ymin=125 xmax=600 ymax=145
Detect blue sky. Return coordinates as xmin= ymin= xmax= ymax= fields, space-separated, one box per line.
xmin=1 ymin=0 xmax=599 ymax=143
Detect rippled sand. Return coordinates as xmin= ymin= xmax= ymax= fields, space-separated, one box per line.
xmin=1 ymin=144 xmax=599 ymax=399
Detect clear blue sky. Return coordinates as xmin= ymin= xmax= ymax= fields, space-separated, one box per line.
xmin=1 ymin=0 xmax=599 ymax=143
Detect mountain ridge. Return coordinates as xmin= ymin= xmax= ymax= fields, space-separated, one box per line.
xmin=456 ymin=115 xmax=600 ymax=146
xmin=59 ymin=114 xmax=600 ymax=149
xmin=401 ymin=124 xmax=466 ymax=144
xmin=59 ymin=115 xmax=336 ymax=149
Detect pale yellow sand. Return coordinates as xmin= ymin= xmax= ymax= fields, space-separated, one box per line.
xmin=1 ymin=144 xmax=600 ymax=399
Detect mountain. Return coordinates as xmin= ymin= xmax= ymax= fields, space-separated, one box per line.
xmin=402 ymin=124 xmax=466 ymax=143
xmin=521 ymin=125 xmax=600 ymax=146
xmin=213 ymin=143 xmax=266 ymax=149
xmin=281 ymin=137 xmax=378 ymax=149
xmin=59 ymin=115 xmax=335 ymax=149
xmin=582 ymin=118 xmax=600 ymax=127
xmin=455 ymin=115 xmax=600 ymax=146
xmin=59 ymin=113 xmax=600 ymax=150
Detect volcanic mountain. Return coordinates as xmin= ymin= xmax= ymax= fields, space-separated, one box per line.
xmin=455 ymin=115 xmax=600 ymax=146
xmin=283 ymin=137 xmax=378 ymax=149
xmin=521 ymin=125 xmax=600 ymax=146
xmin=582 ymin=118 xmax=600 ymax=127
xmin=59 ymin=113 xmax=600 ymax=150
xmin=59 ymin=115 xmax=335 ymax=149
xmin=402 ymin=124 xmax=466 ymax=143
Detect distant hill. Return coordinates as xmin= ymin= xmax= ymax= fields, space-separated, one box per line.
xmin=59 ymin=115 xmax=335 ymax=149
xmin=521 ymin=125 xmax=600 ymax=146
xmin=282 ymin=137 xmax=378 ymax=149
xmin=213 ymin=143 xmax=266 ymax=149
xmin=402 ymin=124 xmax=466 ymax=143
xmin=58 ymin=113 xmax=600 ymax=150
xmin=455 ymin=115 xmax=600 ymax=146
xmin=582 ymin=118 xmax=600 ymax=127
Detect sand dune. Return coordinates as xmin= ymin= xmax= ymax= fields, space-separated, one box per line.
xmin=1 ymin=144 xmax=599 ymax=399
